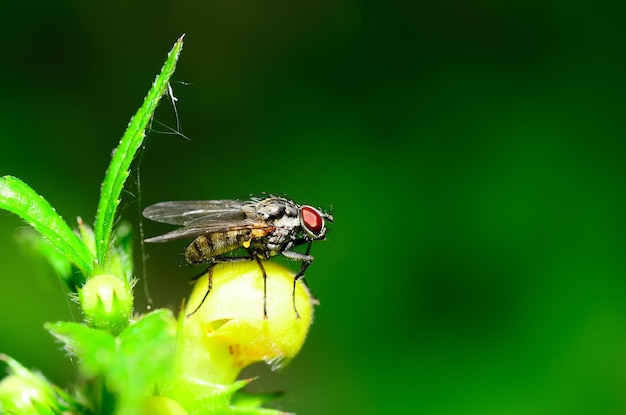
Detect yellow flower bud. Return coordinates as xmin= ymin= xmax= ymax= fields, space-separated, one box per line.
xmin=165 ymin=261 xmax=316 ymax=408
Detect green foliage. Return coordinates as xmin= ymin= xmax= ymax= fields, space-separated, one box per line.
xmin=163 ymin=377 xmax=287 ymax=415
xmin=46 ymin=310 xmax=177 ymax=414
xmin=15 ymin=227 xmax=77 ymax=286
xmin=93 ymin=35 xmax=182 ymax=271
xmin=0 ymin=36 xmax=308 ymax=415
xmin=0 ymin=176 xmax=95 ymax=282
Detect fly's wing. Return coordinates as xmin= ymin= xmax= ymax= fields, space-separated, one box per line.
xmin=142 ymin=200 xmax=249 ymax=225
xmin=143 ymin=219 xmax=271 ymax=243
xmin=143 ymin=200 xmax=272 ymax=244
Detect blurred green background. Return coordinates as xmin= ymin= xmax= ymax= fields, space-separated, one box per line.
xmin=1 ymin=1 xmax=626 ymax=414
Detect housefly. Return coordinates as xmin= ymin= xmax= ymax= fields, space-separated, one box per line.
xmin=142 ymin=197 xmax=333 ymax=318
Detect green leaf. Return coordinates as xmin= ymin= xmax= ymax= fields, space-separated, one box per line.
xmin=45 ymin=321 xmax=117 ymax=377
xmin=164 ymin=378 xmax=250 ymax=414
xmin=163 ymin=376 xmax=289 ymax=415
xmin=117 ymin=309 xmax=177 ymax=399
xmin=231 ymin=390 xmax=285 ymax=410
xmin=94 ymin=35 xmax=184 ymax=270
xmin=45 ymin=310 xmax=177 ymax=414
xmin=110 ymin=221 xmax=134 ymax=283
xmin=0 ymin=175 xmax=94 ymax=282
xmin=15 ymin=228 xmax=74 ymax=282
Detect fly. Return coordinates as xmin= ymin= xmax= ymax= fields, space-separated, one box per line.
xmin=142 ymin=197 xmax=333 ymax=318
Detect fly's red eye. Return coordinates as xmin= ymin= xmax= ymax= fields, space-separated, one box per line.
xmin=301 ymin=206 xmax=324 ymax=236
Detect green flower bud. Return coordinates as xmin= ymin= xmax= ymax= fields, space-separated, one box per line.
xmin=0 ymin=354 xmax=73 ymax=413
xmin=78 ymin=273 xmax=133 ymax=336
xmin=0 ymin=374 xmax=48 ymax=412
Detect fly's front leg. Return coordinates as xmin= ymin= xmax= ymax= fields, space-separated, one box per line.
xmin=282 ymin=241 xmax=314 ymax=319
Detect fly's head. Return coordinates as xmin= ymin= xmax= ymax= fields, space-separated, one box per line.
xmin=300 ymin=205 xmax=333 ymax=241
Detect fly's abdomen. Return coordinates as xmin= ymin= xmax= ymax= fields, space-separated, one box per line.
xmin=184 ymin=231 xmax=247 ymax=264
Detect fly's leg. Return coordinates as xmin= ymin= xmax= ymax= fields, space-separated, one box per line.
xmin=283 ymin=241 xmax=314 ymax=319
xmin=253 ymin=256 xmax=269 ymax=319
xmin=185 ymin=254 xmax=254 ymax=318
xmin=291 ymin=261 xmax=312 ymax=319
xmin=185 ymin=260 xmax=216 ymax=318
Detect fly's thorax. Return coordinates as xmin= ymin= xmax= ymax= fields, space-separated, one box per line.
xmin=243 ymin=198 xmax=302 ymax=258
xmin=185 ymin=230 xmax=250 ymax=264
xmin=265 ymin=216 xmax=300 ymax=248
xmin=269 ymin=214 xmax=300 ymax=232
xmin=253 ymin=197 xmax=299 ymax=221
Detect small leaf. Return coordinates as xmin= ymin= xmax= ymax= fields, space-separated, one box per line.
xmin=118 ymin=309 xmax=177 ymax=379
xmin=231 ymin=390 xmax=285 ymax=410
xmin=94 ymin=35 xmax=184 ymax=269
xmin=110 ymin=221 xmax=134 ymax=283
xmin=15 ymin=228 xmax=75 ymax=283
xmin=164 ymin=378 xmax=289 ymax=415
xmin=164 ymin=378 xmax=250 ymax=415
xmin=45 ymin=321 xmax=116 ymax=377
xmin=0 ymin=175 xmax=94 ymax=282
xmin=46 ymin=311 xmax=177 ymax=414
xmin=116 ymin=309 xmax=177 ymax=402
